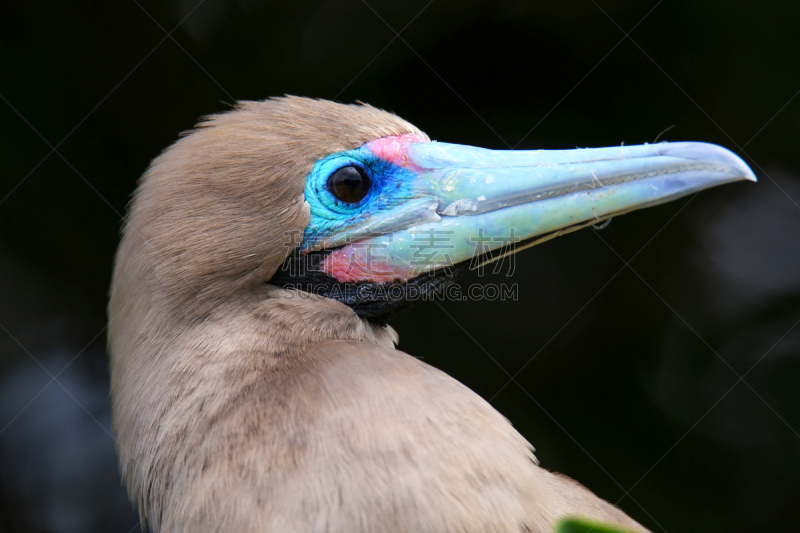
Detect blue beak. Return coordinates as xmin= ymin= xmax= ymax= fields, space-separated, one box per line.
xmin=315 ymin=139 xmax=755 ymax=283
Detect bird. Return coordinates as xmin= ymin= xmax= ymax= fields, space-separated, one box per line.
xmin=108 ymin=96 xmax=755 ymax=533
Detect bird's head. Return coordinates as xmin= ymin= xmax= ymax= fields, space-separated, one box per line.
xmin=112 ymin=96 xmax=755 ymax=326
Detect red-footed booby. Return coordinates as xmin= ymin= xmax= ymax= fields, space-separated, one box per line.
xmin=108 ymin=97 xmax=755 ymax=532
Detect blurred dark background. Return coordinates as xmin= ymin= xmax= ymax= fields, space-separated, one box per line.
xmin=1 ymin=1 xmax=799 ymax=532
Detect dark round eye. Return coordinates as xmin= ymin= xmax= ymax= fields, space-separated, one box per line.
xmin=327 ymin=165 xmax=372 ymax=204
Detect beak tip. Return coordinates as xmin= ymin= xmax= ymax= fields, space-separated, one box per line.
xmin=734 ymin=160 xmax=758 ymax=183
xmin=663 ymin=141 xmax=757 ymax=184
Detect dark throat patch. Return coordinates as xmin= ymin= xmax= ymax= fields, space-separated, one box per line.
xmin=268 ymin=249 xmax=461 ymax=325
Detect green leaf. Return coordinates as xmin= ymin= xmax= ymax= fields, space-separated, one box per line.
xmin=555 ymin=517 xmax=636 ymax=533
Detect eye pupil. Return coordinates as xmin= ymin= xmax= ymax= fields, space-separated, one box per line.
xmin=327 ymin=166 xmax=371 ymax=204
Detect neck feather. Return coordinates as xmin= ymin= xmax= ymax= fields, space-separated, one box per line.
xmin=108 ymin=280 xmax=397 ymax=530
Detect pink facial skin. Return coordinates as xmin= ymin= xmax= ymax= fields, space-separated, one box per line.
xmin=321 ymin=246 xmax=407 ymax=284
xmin=320 ymin=134 xmax=429 ymax=284
xmin=364 ymin=133 xmax=427 ymax=172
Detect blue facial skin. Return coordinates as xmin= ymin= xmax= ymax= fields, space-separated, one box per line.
xmin=301 ymin=145 xmax=417 ymax=251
